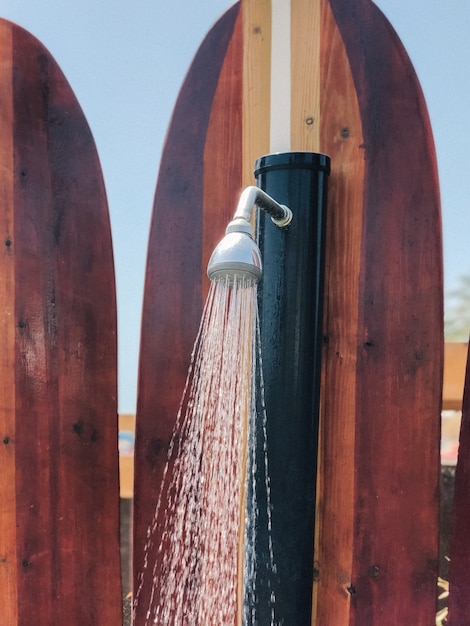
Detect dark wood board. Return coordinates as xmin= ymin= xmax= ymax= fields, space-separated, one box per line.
xmin=0 ymin=19 xmax=122 ymax=625
xmin=133 ymin=1 xmax=443 ymax=624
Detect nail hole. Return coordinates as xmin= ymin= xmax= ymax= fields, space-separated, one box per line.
xmin=313 ymin=565 xmax=320 ymax=581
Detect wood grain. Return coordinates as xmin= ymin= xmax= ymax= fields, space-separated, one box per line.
xmin=242 ymin=0 xmax=271 ymax=186
xmin=0 ymin=20 xmax=18 ymax=626
xmin=291 ymin=0 xmax=321 ymax=151
xmin=203 ymin=8 xmax=243 ymax=302
xmin=313 ymin=1 xmax=365 ymax=623
xmin=134 ymin=0 xmax=443 ymax=623
xmin=0 ymin=20 xmax=122 ymax=625
xmin=329 ymin=1 xmax=443 ymax=624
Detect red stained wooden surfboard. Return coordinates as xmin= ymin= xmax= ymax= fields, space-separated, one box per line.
xmin=448 ymin=347 xmax=470 ymax=625
xmin=133 ymin=1 xmax=443 ymax=624
xmin=0 ymin=20 xmax=122 ymax=625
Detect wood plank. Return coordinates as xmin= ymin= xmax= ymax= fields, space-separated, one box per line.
xmin=203 ymin=8 xmax=243 ymax=302
xmin=443 ymin=343 xmax=468 ymax=410
xmin=313 ymin=0 xmax=365 ymax=622
xmin=291 ymin=0 xmax=321 ymax=151
xmin=0 ymin=19 xmax=122 ymax=625
xmin=242 ymin=0 xmax=271 ymax=185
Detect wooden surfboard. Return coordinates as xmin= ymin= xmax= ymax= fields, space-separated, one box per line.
xmin=133 ymin=0 xmax=443 ymax=624
xmin=0 ymin=20 xmax=122 ymax=625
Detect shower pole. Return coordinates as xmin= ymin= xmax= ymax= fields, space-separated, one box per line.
xmin=251 ymin=152 xmax=330 ymax=624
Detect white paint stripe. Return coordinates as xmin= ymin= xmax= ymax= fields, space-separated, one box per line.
xmin=270 ymin=0 xmax=291 ymax=152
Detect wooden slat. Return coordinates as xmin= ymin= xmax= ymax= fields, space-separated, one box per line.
xmin=242 ymin=0 xmax=271 ymax=187
xmin=13 ymin=23 xmax=57 ymax=621
xmin=203 ymin=8 xmax=243 ymax=302
xmin=313 ymin=0 xmax=365 ymax=622
xmin=443 ymin=343 xmax=468 ymax=410
xmin=291 ymin=0 xmax=321 ymax=151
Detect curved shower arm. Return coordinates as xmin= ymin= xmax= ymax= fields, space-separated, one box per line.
xmin=233 ymin=186 xmax=293 ymax=228
xmin=209 ymin=186 xmax=292 ymax=284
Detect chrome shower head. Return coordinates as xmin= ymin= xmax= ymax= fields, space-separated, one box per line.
xmin=207 ymin=186 xmax=292 ymax=287
xmin=207 ymin=217 xmax=262 ymax=285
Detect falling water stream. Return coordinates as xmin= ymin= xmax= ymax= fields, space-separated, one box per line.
xmin=134 ymin=277 xmax=277 ymax=625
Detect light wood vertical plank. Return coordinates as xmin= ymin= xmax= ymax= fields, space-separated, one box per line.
xmin=291 ymin=0 xmax=321 ymax=151
xmin=242 ymin=0 xmax=272 ymax=188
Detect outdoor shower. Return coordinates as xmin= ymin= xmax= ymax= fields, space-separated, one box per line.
xmin=207 ymin=151 xmax=330 ymax=624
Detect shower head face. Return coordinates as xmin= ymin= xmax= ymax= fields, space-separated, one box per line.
xmin=207 ymin=231 xmax=262 ymax=286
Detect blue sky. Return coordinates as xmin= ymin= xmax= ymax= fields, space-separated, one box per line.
xmin=2 ymin=0 xmax=469 ymax=411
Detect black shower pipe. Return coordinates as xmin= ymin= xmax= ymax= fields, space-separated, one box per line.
xmin=250 ymin=151 xmax=330 ymax=625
